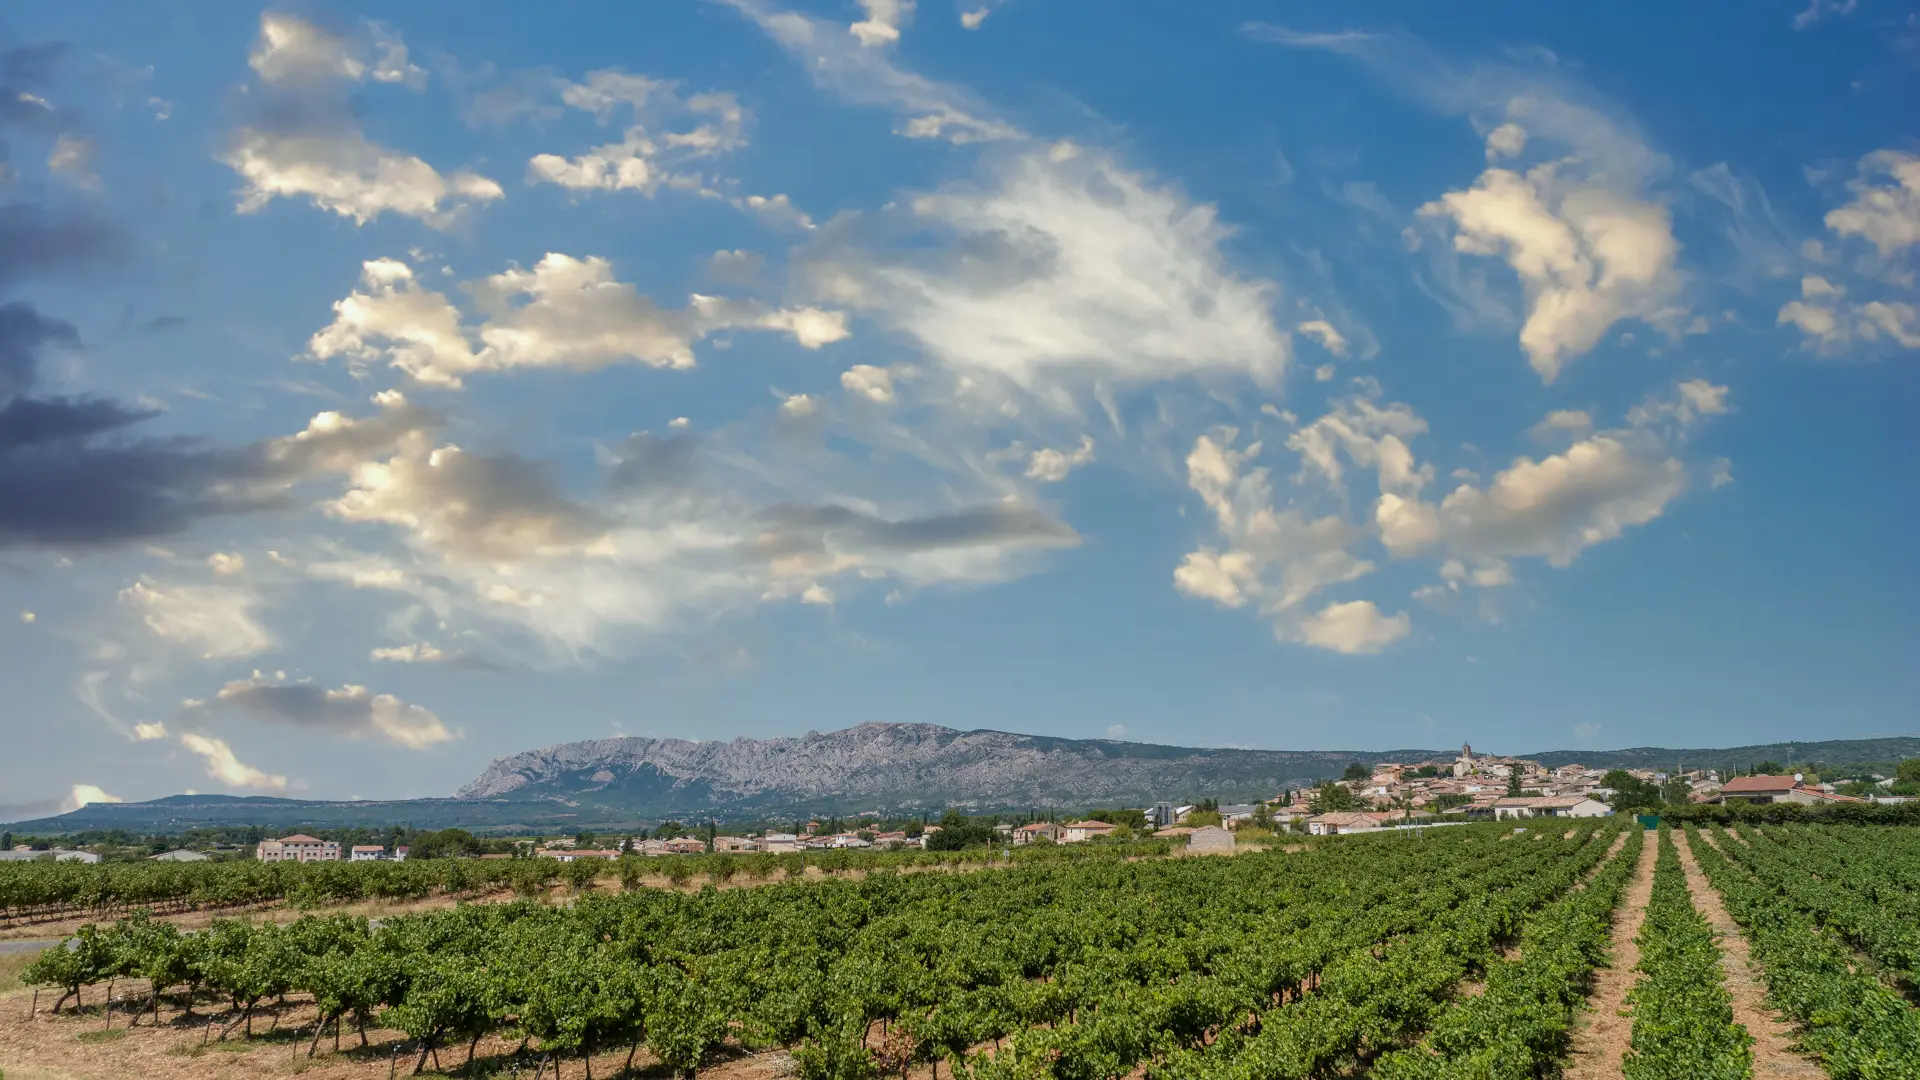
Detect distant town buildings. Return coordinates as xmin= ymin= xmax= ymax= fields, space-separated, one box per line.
xmin=256 ymin=835 xmax=341 ymax=862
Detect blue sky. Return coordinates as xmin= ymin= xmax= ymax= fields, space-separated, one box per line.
xmin=1 ymin=0 xmax=1915 ymax=815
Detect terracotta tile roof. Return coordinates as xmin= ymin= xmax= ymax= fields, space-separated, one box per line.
xmin=1720 ymin=775 xmax=1801 ymax=793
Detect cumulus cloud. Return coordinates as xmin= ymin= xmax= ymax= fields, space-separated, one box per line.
xmin=119 ymin=578 xmax=273 ymax=659
xmin=132 ymin=721 xmax=167 ymax=740
xmin=225 ymin=13 xmax=499 ymax=227
xmin=1825 ymin=150 xmax=1920 ymax=259
xmin=369 ymin=642 xmax=445 ymax=663
xmin=308 ymin=256 xmax=850 ymax=388
xmin=1418 ymin=119 xmax=1681 ymax=383
xmin=1294 ymin=599 xmax=1410 ymax=654
xmin=62 ymin=783 xmax=121 ymax=811
xmin=1777 ymin=275 xmax=1920 ymax=353
xmin=47 ymin=134 xmax=99 ymax=189
xmin=798 ymin=144 xmax=1286 ymax=397
xmin=1286 ymin=396 xmax=1432 ymax=497
xmin=1173 ymin=432 xmax=1392 ymax=650
xmin=1435 ymin=433 xmax=1687 ymax=566
xmin=1296 ymin=319 xmax=1349 ymax=355
xmin=330 ymin=441 xmax=609 ymax=560
xmin=188 ymin=672 xmax=456 ymax=750
xmin=850 ymin=0 xmax=914 ymax=46
xmin=778 ymin=391 xmax=820 ymax=418
xmin=840 ymin=364 xmax=896 ymax=403
xmin=207 ymin=552 xmax=246 ymax=575
xmin=179 ymin=732 xmax=287 ymax=790
xmin=1626 ymin=378 xmax=1730 ymax=431
xmin=1025 ymin=436 xmax=1095 ymax=482
xmin=528 ymin=71 xmax=747 ymax=197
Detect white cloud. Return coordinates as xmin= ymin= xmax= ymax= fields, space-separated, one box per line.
xmin=1792 ymin=0 xmax=1857 ymax=30
xmin=1436 ymin=434 xmax=1686 ymax=566
xmin=850 ymin=0 xmax=914 ymax=46
xmin=803 ymin=145 xmax=1287 ymax=395
xmin=1626 ymin=378 xmax=1730 ymax=430
xmin=1294 ymin=599 xmax=1410 ymax=654
xmin=1824 ymin=150 xmax=1920 ymax=259
xmin=1375 ymin=492 xmax=1442 ymax=557
xmin=841 ymin=364 xmax=897 ymax=403
xmin=1528 ymin=409 xmax=1593 ymax=441
xmin=370 ymin=642 xmax=446 ymax=663
xmin=309 ymin=255 xmax=850 ymax=388
xmin=1104 ymin=723 xmax=1128 ymax=739
xmin=226 ymin=14 xmax=491 ymax=227
xmin=47 ymin=134 xmax=100 ymax=190
xmin=1419 ymin=125 xmax=1682 ymax=383
xmin=529 ymin=71 xmax=746 ymax=197
xmin=225 ymin=128 xmax=503 ymax=227
xmin=132 ymin=722 xmax=168 ymax=741
xmin=729 ymin=0 xmax=1019 ymax=144
xmin=179 ymin=733 xmax=288 ymax=791
xmin=734 ymin=193 xmax=817 ymax=230
xmin=1484 ymin=122 xmax=1527 ymax=160
xmin=18 ymin=610 xmax=34 ymax=624
xmin=194 ymin=672 xmax=456 ymax=750
xmin=1025 ymin=436 xmax=1095 ymax=482
xmin=1296 ymin=319 xmax=1349 ymax=355
xmin=1174 ymin=433 xmax=1377 ymax=631
xmin=249 ymin=13 xmax=365 ymax=83
xmin=61 ymin=784 xmax=122 ymax=812
xmin=119 ymin=579 xmax=273 ymax=659
xmin=800 ymin=583 xmax=835 ymax=605
xmin=207 ymin=552 xmax=246 ymax=576
xmin=960 ymin=8 xmax=993 ymax=29
xmin=1776 ymin=274 xmax=1920 ymax=352
xmin=779 ymin=392 xmax=820 ymax=418
xmin=1286 ymin=396 xmax=1432 ymax=497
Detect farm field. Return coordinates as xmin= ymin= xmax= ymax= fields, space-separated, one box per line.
xmin=2 ymin=822 xmax=1917 ymax=1080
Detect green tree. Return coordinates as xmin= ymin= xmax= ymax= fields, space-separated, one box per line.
xmin=1311 ymin=783 xmax=1358 ymax=813
xmin=1505 ymin=771 xmax=1524 ymax=797
xmin=1896 ymin=758 xmax=1920 ymax=784
xmin=1342 ymin=762 xmax=1369 ymax=783
xmin=923 ymin=811 xmax=994 ymax=851
xmin=1602 ymin=769 xmax=1664 ymax=811
xmin=1753 ymin=761 xmax=1783 ymax=776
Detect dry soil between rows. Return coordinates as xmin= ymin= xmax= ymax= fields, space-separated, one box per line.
xmin=1672 ymin=830 xmax=1825 ymax=1079
xmin=1562 ymin=828 xmax=1660 ymax=1080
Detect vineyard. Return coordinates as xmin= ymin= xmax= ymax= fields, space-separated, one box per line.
xmin=0 ymin=841 xmax=1172 ymax=927
xmin=7 ymin=822 xmax=1920 ymax=1079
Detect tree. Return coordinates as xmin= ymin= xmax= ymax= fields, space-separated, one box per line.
xmin=1505 ymin=772 xmax=1523 ymax=797
xmin=923 ymin=811 xmax=994 ymax=851
xmin=1310 ymin=783 xmax=1358 ymax=813
xmin=1087 ymin=808 xmax=1148 ymax=831
xmin=1601 ymin=769 xmax=1663 ymax=812
xmin=1660 ymin=778 xmax=1693 ymax=806
xmin=1897 ymin=759 xmax=1920 ymax=784
xmin=1754 ymin=760 xmax=1783 ymax=776
xmin=1341 ymin=762 xmax=1369 ymax=783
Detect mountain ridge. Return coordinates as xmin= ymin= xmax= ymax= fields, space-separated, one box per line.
xmin=9 ymin=724 xmax=1917 ymax=833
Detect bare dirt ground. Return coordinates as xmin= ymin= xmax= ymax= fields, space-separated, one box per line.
xmin=1675 ymin=830 xmax=1826 ymax=1079
xmin=1562 ymin=828 xmax=1660 ymax=1080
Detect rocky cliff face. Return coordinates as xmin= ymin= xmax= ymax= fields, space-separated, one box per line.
xmin=454 ymin=722 xmax=1444 ymax=817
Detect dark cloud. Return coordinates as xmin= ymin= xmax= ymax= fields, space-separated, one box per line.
xmin=608 ymin=431 xmax=697 ymax=493
xmin=140 ymin=315 xmax=188 ymax=332
xmin=0 ymin=301 xmax=76 ymax=398
xmin=749 ymin=502 xmax=1079 ymax=561
xmin=184 ymin=676 xmax=454 ymax=749
xmin=0 ymin=395 xmax=153 ymax=451
xmin=0 ymin=204 xmax=130 ymax=286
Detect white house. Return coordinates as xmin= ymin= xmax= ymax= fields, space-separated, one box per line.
xmin=257 ymin=835 xmax=341 ymax=862
xmin=350 ymin=845 xmax=388 ymax=862
xmin=1491 ymin=796 xmax=1612 ymax=820
xmin=149 ymin=849 xmax=209 ymax=862
xmin=759 ymin=833 xmax=800 ymax=853
xmin=1062 ymin=820 xmax=1117 ymax=843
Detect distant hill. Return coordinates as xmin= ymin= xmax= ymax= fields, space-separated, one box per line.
xmin=8 ymin=724 xmax=1917 ymax=834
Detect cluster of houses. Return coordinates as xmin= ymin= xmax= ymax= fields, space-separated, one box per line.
xmin=254 ymin=836 xmax=408 ymax=862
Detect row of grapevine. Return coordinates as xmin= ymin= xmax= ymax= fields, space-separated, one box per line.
xmin=1621 ymin=830 xmax=1750 ymax=1080
xmin=1727 ymin=824 xmax=1920 ymax=988
xmin=26 ymin=824 xmax=1621 ymax=1078
xmin=1367 ymin=826 xmax=1644 ymax=1079
xmin=0 ymin=840 xmax=1169 ymax=922
xmin=1683 ymin=826 xmax=1920 ymax=1080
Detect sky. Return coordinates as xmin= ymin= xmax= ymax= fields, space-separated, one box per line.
xmin=0 ymin=0 xmax=1916 ymax=817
